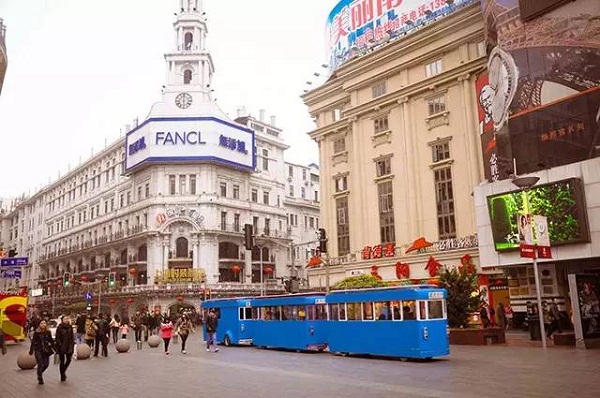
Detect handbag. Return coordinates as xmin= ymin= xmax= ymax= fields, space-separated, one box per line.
xmin=42 ymin=336 xmax=55 ymax=356
xmin=53 ymin=353 xmax=60 ymax=365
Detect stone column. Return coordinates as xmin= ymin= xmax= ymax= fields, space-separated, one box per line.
xmin=400 ymin=97 xmax=419 ymax=238
xmin=192 ymin=236 xmax=199 ymax=268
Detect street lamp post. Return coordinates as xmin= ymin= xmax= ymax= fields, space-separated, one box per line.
xmin=512 ymin=175 xmax=547 ymax=349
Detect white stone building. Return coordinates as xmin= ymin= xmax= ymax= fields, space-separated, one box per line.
xmin=0 ymin=0 xmax=319 ymax=316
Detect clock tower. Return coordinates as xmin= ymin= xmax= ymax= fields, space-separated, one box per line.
xmin=149 ymin=0 xmax=222 ymax=116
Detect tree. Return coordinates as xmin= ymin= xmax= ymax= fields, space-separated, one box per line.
xmin=438 ymin=265 xmax=483 ymax=328
xmin=332 ymin=275 xmax=387 ymax=290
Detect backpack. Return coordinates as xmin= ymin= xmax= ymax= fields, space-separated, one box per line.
xmin=86 ymin=322 xmax=97 ymax=337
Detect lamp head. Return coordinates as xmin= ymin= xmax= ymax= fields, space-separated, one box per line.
xmin=511 ymin=176 xmax=540 ymax=190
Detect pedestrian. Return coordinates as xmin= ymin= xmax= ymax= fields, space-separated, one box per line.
xmin=93 ymin=314 xmax=109 ymax=357
xmin=176 ymin=314 xmax=194 ymax=354
xmin=480 ymin=304 xmax=490 ymax=328
xmin=55 ymin=315 xmax=75 ymax=382
xmin=547 ymin=299 xmax=564 ymax=339
xmin=109 ymin=314 xmax=120 ymax=344
xmin=29 ymin=319 xmax=55 ymax=385
xmin=132 ymin=311 xmax=143 ymax=343
xmin=160 ymin=317 xmax=174 ymax=355
xmin=119 ymin=322 xmax=129 ymax=339
xmin=205 ymin=309 xmax=219 ymax=352
xmin=488 ymin=305 xmax=497 ymax=327
xmin=75 ymin=313 xmax=87 ymax=344
xmin=497 ymin=302 xmax=507 ymax=330
xmin=84 ymin=315 xmax=97 ymax=348
xmin=504 ymin=303 xmax=514 ymax=331
xmin=0 ymin=327 xmax=7 ymax=355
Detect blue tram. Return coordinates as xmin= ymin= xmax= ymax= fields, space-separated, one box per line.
xmin=201 ymin=297 xmax=254 ymax=346
xmin=325 ymin=285 xmax=449 ymax=359
xmin=247 ymin=293 xmax=328 ymax=351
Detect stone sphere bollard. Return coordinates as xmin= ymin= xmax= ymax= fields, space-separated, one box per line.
xmin=76 ymin=344 xmax=91 ymax=360
xmin=115 ymin=339 xmax=131 ymax=353
xmin=148 ymin=335 xmax=161 ymax=348
xmin=17 ymin=352 xmax=37 ymax=370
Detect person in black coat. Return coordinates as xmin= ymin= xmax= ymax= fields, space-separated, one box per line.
xmin=55 ymin=315 xmax=75 ymax=381
xmin=29 ymin=319 xmax=55 ymax=385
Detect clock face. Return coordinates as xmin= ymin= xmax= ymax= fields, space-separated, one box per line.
xmin=175 ymin=92 xmax=193 ymax=109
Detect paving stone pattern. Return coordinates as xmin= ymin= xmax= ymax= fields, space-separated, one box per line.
xmin=1 ymin=334 xmax=598 ymax=398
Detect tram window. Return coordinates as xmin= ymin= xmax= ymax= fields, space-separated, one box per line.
xmin=316 ymin=304 xmax=327 ymax=320
xmin=346 ymin=303 xmax=360 ymax=320
xmin=245 ymin=307 xmax=253 ymax=320
xmin=239 ymin=308 xmax=244 ymax=320
xmin=362 ymin=302 xmax=375 ymax=321
xmin=251 ymin=307 xmax=259 ymax=320
xmin=329 ymin=304 xmax=339 ymax=321
xmin=375 ymin=302 xmax=390 ymax=320
xmin=298 ymin=306 xmax=307 ymax=320
xmin=428 ymin=300 xmax=444 ymax=319
xmin=418 ymin=301 xmax=427 ymax=320
xmin=340 ymin=305 xmax=347 ymax=321
xmin=403 ymin=301 xmax=416 ymax=320
xmin=282 ymin=306 xmax=293 ymax=320
xmin=307 ymin=305 xmax=316 ymax=320
xmin=274 ymin=306 xmax=283 ymax=321
xmin=390 ymin=301 xmax=402 ymax=321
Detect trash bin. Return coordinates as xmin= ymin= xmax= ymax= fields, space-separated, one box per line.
xmin=527 ymin=314 xmax=541 ymax=341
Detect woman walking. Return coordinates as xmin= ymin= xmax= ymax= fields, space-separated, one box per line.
xmin=109 ymin=314 xmax=120 ymax=344
xmin=55 ymin=315 xmax=75 ymax=382
xmin=160 ymin=316 xmax=174 ymax=355
xmin=29 ymin=319 xmax=55 ymax=384
xmin=177 ymin=314 xmax=194 ymax=354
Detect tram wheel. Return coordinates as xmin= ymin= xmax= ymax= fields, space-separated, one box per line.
xmin=224 ymin=335 xmax=231 ymax=347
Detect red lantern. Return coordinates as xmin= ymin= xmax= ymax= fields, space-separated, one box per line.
xmin=56 ymin=280 xmax=62 ymax=287
xmin=127 ymin=298 xmax=134 ymax=303
xmin=176 ymin=295 xmax=184 ymax=301
xmin=109 ymin=299 xmax=116 ymax=305
xmin=80 ymin=275 xmax=88 ymax=282
xmin=129 ymin=268 xmax=137 ymax=276
xmin=231 ymin=265 xmax=241 ymax=275
xmin=264 ymin=267 xmax=273 ymax=275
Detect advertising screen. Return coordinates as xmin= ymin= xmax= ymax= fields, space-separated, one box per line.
xmin=326 ymin=0 xmax=475 ymax=70
xmin=574 ymin=274 xmax=600 ymax=339
xmin=487 ymin=178 xmax=590 ymax=251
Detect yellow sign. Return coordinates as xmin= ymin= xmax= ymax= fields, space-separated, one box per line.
xmin=155 ymin=268 xmax=206 ymax=284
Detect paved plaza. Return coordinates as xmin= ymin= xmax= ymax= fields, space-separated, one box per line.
xmin=1 ymin=334 xmax=598 ymax=398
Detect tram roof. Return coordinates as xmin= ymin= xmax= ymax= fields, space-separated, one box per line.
xmin=326 ymin=285 xmax=446 ymax=302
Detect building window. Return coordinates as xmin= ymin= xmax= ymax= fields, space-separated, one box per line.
xmin=251 ymin=188 xmax=258 ymax=202
xmin=301 ymin=187 xmax=306 ymax=199
xmin=476 ymin=41 xmax=486 ymax=57
xmin=333 ymin=137 xmax=346 ymax=154
xmin=302 ymin=169 xmax=307 ymax=181
xmin=288 ymin=165 xmax=294 ymax=177
xmin=262 ymin=149 xmax=269 ymax=171
xmin=263 ymin=191 xmax=269 ymax=205
xmin=264 ymin=218 xmax=270 ymax=235
xmin=425 ymin=59 xmax=443 ymax=77
xmin=179 ymin=175 xmax=186 ymax=194
xmin=289 ymin=185 xmax=294 ymax=197
xmin=428 ymin=95 xmax=446 ymax=115
xmin=169 ymin=175 xmax=176 ymax=195
xmin=378 ymin=181 xmax=395 ymax=244
xmin=104 ymin=201 xmax=108 ymax=214
xmin=220 ymin=182 xmax=227 ymax=197
xmin=309 ymin=217 xmax=315 ymax=228
xmin=332 ymin=108 xmax=342 ymax=121
xmin=234 ymin=214 xmax=240 ymax=232
xmin=375 ymin=157 xmax=392 ymax=177
xmin=336 ymin=197 xmax=350 ymax=256
xmin=372 ymin=80 xmax=387 ymax=98
xmin=432 ymin=142 xmax=450 ymax=162
xmin=253 ymin=216 xmax=259 ymax=233
xmin=335 ymin=175 xmax=348 ymax=192
xmin=220 ymin=212 xmax=227 ymax=231
xmin=374 ymin=115 xmax=389 ymax=134
xmin=176 ymin=237 xmax=189 ymax=258
xmin=189 ymin=176 xmax=196 ymax=195
xmin=314 ymin=191 xmax=319 ymax=202
xmin=126 ymin=191 xmax=131 ymax=205
xmin=145 ymin=183 xmax=150 ymax=198
xmin=233 ymin=185 xmax=240 ymax=199
xmin=183 ymin=69 xmax=192 ymax=84
xmin=120 ymin=194 xmax=124 ymax=207
xmin=110 ymin=198 xmax=114 ymax=211
xmin=434 ymin=167 xmax=456 ymax=239
xmin=137 ymin=186 xmax=142 ymax=201
xmin=143 ymin=213 xmax=148 ymax=227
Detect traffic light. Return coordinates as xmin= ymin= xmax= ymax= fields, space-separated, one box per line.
xmin=8 ymin=248 xmax=17 ymax=257
xmin=244 ymin=224 xmax=254 ymax=250
xmin=108 ymin=272 xmax=116 ymax=287
xmin=63 ymin=272 xmax=70 ymax=287
xmin=318 ymin=228 xmax=328 ymax=253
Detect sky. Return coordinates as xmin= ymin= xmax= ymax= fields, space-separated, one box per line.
xmin=0 ymin=0 xmax=338 ymax=198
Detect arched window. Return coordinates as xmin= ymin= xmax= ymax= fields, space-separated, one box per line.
xmin=176 ymin=237 xmax=189 ymax=258
xmin=104 ymin=253 xmax=111 ymax=267
xmin=138 ymin=244 xmax=147 ymax=262
xmin=219 ymin=242 xmax=239 ymax=259
xmin=184 ymin=32 xmax=193 ymax=50
xmin=183 ymin=69 xmax=192 ymax=84
xmin=252 ymin=247 xmax=270 ymax=261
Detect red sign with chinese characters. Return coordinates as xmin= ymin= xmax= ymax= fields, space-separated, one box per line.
xmin=520 ymin=244 xmax=537 ymax=259
xmin=537 ymin=246 xmax=552 ymax=259
xmin=362 ymin=243 xmax=396 ymax=260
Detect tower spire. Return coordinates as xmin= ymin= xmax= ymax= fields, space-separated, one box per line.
xmin=163 ymin=0 xmax=213 ymax=101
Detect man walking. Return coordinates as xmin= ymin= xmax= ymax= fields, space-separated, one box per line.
xmin=205 ymin=309 xmax=219 ymax=352
xmin=55 ymin=315 xmax=75 ymax=381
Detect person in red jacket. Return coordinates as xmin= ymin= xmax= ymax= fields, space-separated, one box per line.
xmin=160 ymin=316 xmax=174 ymax=355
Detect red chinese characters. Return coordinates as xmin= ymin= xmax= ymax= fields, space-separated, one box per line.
xmin=425 ymin=256 xmax=442 ymax=277
xmin=383 ymin=243 xmax=396 ymax=257
xmin=362 ymin=246 xmax=372 ymax=260
xmin=371 ymin=244 xmax=383 ymax=259
xmin=395 ymin=262 xmax=410 ymax=279
xmin=370 ymin=265 xmax=382 ymax=280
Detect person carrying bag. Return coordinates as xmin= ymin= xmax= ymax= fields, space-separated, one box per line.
xmin=29 ymin=320 xmax=55 ymax=385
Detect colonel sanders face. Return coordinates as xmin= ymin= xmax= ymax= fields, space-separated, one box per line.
xmin=479 ymin=85 xmax=494 ymax=121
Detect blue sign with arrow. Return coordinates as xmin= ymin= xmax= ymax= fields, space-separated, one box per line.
xmin=0 ymin=257 xmax=29 ymax=267
xmin=84 ymin=291 xmax=93 ymax=301
xmin=0 ymin=269 xmax=22 ymax=278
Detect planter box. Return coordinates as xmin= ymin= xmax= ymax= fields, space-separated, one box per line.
xmin=449 ymin=327 xmax=506 ymax=345
xmin=553 ymin=332 xmax=575 ymax=346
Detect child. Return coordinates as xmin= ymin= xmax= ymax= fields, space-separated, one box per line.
xmin=119 ymin=322 xmax=129 ymax=339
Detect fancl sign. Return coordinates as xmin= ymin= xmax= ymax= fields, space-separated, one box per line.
xmin=326 ymin=0 xmax=474 ymax=70
xmin=125 ymin=117 xmax=255 ymax=172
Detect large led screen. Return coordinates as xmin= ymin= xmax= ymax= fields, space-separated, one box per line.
xmin=487 ymin=178 xmax=590 ymax=251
